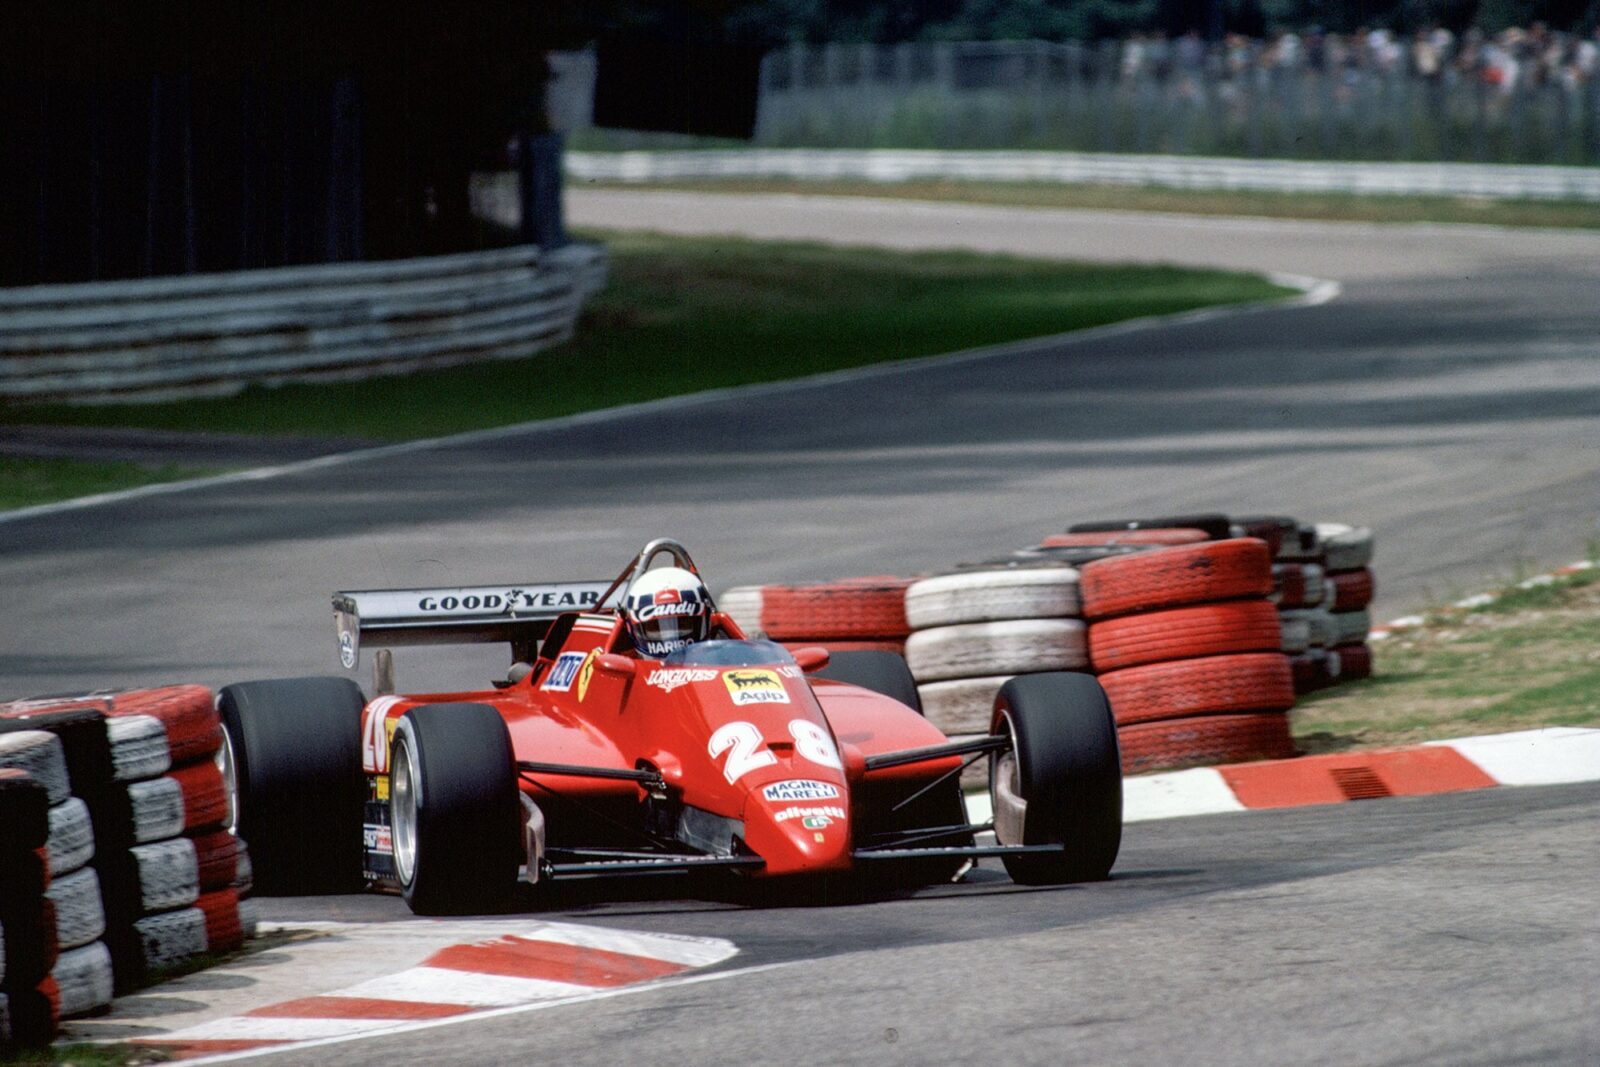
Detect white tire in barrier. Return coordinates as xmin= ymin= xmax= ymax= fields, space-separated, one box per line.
xmin=129 ymin=839 xmax=201 ymax=913
xmin=906 ymin=618 xmax=1088 ymax=683
xmin=1316 ymin=523 xmax=1375 ymax=571
xmin=718 ymin=586 xmax=764 ymax=635
xmin=107 ymin=715 xmax=171 ymax=782
xmin=47 ymin=797 xmax=95 ymax=877
xmin=52 ymin=942 xmax=114 ymax=1019
xmin=47 ymin=868 xmax=106 ymax=951
xmin=1333 ymin=608 xmax=1373 ymax=646
xmin=240 ymin=896 xmax=260 ymax=939
xmin=127 ymin=777 xmax=185 ymax=844
xmin=1279 ymin=608 xmax=1337 ymax=651
xmin=0 ymin=730 xmax=70 ymax=806
xmin=133 ymin=907 xmax=208 ymax=971
xmin=236 ymin=842 xmax=254 ymax=897
xmin=905 ymin=567 xmax=1081 ymax=629
xmin=917 ymin=675 xmax=1015 ymax=736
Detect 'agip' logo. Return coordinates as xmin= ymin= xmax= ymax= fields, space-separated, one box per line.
xmin=723 ymin=669 xmax=789 ymax=706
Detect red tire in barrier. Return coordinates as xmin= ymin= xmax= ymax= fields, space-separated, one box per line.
xmin=1040 ymin=528 xmax=1208 ymax=548
xmin=1088 ymin=600 xmax=1282 ymax=672
xmin=780 ymin=639 xmax=906 ymax=655
xmin=1119 ymin=712 xmax=1297 ymax=775
xmin=1272 ymin=563 xmax=1324 ymax=609
xmin=199 ymin=888 xmax=245 ymax=954
xmin=1098 ymin=652 xmax=1295 ymax=726
xmin=1328 ymin=568 xmax=1376 ymax=612
xmin=759 ymin=578 xmax=913 ymax=640
xmin=110 ymin=687 xmax=221 ymax=767
xmin=169 ymin=761 xmax=228 ymax=834
xmin=1288 ymin=651 xmax=1337 ymax=694
xmin=0 ymin=768 xmax=51 ymax=854
xmin=1335 ymin=644 xmax=1373 ymax=681
xmin=190 ymin=831 xmax=240 ymax=893
xmin=1079 ymin=538 xmax=1274 ymax=620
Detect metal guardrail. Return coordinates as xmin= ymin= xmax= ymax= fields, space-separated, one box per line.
xmin=565 ymin=148 xmax=1600 ymax=202
xmin=0 ymin=244 xmax=607 ymax=403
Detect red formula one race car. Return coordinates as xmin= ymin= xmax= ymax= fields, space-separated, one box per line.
xmin=217 ymin=540 xmax=1122 ymax=913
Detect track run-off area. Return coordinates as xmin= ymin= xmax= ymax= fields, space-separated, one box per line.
xmin=6 ymin=193 xmax=1599 ymax=1063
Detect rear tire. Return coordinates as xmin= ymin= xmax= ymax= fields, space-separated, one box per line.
xmin=390 ymin=703 xmax=521 ymax=915
xmin=991 ymin=673 xmax=1122 ymax=885
xmin=812 ymin=651 xmax=922 ymax=714
xmin=216 ymin=676 xmax=365 ymax=894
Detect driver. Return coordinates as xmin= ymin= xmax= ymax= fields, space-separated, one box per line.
xmin=623 ymin=566 xmax=712 ymax=657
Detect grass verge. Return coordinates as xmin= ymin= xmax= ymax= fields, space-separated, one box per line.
xmin=0 ymin=231 xmax=1291 ymax=446
xmin=1295 ymin=564 xmax=1600 ymax=752
xmin=0 ymin=457 xmax=218 ymax=512
xmin=583 ymin=178 xmax=1600 ymax=230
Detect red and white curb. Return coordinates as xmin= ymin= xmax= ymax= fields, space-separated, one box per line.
xmin=1119 ymin=727 xmax=1600 ymax=820
xmin=963 ymin=727 xmax=1600 ymax=825
xmin=123 ymin=921 xmax=738 ymax=1062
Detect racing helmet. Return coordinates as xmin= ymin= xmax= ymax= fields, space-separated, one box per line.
xmin=623 ymin=566 xmax=712 ymax=657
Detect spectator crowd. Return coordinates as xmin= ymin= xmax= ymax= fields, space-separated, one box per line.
xmin=1120 ymin=22 xmax=1600 ymax=95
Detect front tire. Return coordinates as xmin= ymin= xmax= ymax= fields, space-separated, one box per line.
xmin=215 ymin=676 xmax=366 ymax=894
xmin=991 ymin=672 xmax=1122 ymax=885
xmin=390 ymin=703 xmax=521 ymax=915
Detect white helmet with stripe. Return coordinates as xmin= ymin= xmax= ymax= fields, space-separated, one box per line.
xmin=624 ymin=566 xmax=711 ymax=657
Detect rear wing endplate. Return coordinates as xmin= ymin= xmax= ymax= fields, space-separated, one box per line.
xmin=332 ymin=582 xmax=612 ymax=669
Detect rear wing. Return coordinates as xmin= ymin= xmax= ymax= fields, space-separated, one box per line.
xmin=332 ymin=582 xmax=612 ymax=669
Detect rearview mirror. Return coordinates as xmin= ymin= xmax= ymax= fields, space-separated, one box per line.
xmin=791 ymin=646 xmax=831 ymax=673
xmin=597 ymin=653 xmax=636 ymax=677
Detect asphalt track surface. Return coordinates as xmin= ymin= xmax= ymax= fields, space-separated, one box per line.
xmin=249 ymin=783 xmax=1598 ymax=1067
xmin=3 ymin=193 xmax=1598 ymax=1062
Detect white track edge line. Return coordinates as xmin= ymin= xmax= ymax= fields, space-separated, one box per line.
xmin=156 ymin=960 xmax=792 ymax=1067
xmin=0 ymin=275 xmax=1335 ymax=526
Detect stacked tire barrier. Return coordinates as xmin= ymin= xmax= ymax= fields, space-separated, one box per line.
xmin=903 ymin=566 xmax=1086 ymax=737
xmin=719 ymin=510 xmax=1375 ymax=779
xmin=720 ymin=577 xmax=915 ymax=654
xmin=0 ymin=688 xmax=254 ymax=1048
xmin=1263 ymin=520 xmax=1377 ymax=694
xmin=1080 ymin=536 xmax=1297 ymax=774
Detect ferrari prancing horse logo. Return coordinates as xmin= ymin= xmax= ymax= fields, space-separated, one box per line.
xmin=576 ymin=648 xmax=602 ymax=702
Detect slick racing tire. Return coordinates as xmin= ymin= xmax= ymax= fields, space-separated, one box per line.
xmin=390 ymin=704 xmax=521 ymax=916
xmin=215 ymin=677 xmax=366 ymax=895
xmin=904 ymin=567 xmax=1081 ymax=629
xmin=990 ymin=673 xmax=1122 ymax=885
xmin=812 ymin=651 xmax=923 ymax=714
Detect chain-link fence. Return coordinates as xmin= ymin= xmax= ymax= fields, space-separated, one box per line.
xmin=749 ymin=39 xmax=1600 ymax=164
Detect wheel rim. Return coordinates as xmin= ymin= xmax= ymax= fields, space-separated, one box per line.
xmin=391 ymin=740 xmax=419 ymax=886
xmin=990 ymin=715 xmax=1027 ymax=846
xmin=215 ymin=724 xmax=240 ymax=835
